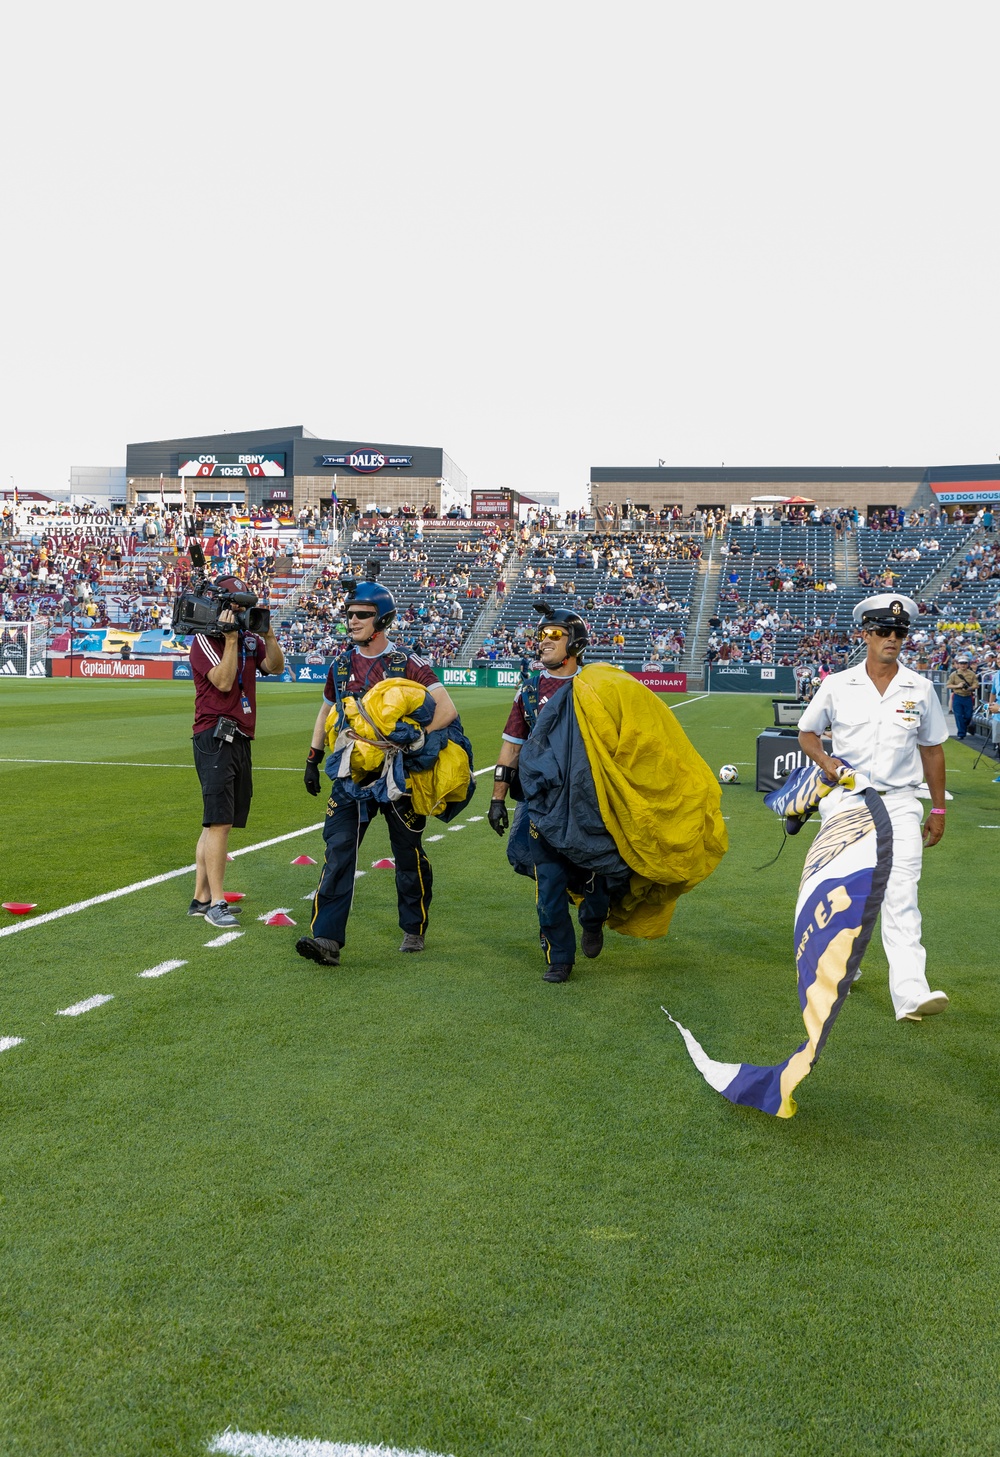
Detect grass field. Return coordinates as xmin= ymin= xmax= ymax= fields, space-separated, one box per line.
xmin=1 ymin=679 xmax=999 ymax=1457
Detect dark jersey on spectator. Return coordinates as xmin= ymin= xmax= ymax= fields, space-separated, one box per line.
xmin=190 ymin=631 xmax=269 ymax=737
xmin=322 ymin=643 xmax=440 ymax=704
xmin=502 ymin=671 xmax=577 ymax=744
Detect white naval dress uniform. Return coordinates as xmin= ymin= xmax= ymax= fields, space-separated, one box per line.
xmin=798 ymin=662 xmax=949 ymax=1020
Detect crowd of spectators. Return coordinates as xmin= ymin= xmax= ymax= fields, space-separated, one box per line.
xmin=6 ymin=494 xmax=1000 ymax=681
xmin=275 ymin=521 xmax=523 ymax=665
xmin=0 ymin=500 xmax=302 ymax=635
xmin=937 ymin=532 xmax=1000 ymax=598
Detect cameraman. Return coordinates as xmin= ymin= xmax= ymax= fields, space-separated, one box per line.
xmin=188 ymin=575 xmax=284 ymax=927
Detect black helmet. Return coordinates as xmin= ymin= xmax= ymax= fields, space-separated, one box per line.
xmin=533 ymin=600 xmax=589 ymax=659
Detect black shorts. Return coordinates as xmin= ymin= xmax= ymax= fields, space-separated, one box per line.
xmin=193 ymin=729 xmax=253 ymax=828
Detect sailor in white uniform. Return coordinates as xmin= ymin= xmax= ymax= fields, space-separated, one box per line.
xmin=797 ymin=593 xmax=950 ymax=1022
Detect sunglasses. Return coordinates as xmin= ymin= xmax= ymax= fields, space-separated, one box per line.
xmin=346 ymin=609 xmax=376 ymax=621
xmin=869 ymin=626 xmax=908 ymax=639
xmin=538 ymin=626 xmax=567 ymax=642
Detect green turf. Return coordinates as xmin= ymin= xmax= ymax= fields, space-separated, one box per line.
xmin=1 ymin=681 xmax=998 ymax=1456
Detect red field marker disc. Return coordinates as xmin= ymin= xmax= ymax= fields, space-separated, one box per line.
xmin=2 ymin=903 xmax=37 ymax=915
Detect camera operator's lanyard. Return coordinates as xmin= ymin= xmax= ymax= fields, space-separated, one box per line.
xmin=236 ymin=636 xmax=251 ymax=716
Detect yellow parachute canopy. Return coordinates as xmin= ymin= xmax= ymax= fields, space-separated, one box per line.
xmin=325 ymin=677 xmax=472 ymax=820
xmin=572 ymin=663 xmax=727 ymax=938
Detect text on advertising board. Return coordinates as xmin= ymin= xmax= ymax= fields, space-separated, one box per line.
xmin=929 ymin=482 xmax=1000 ymax=504
xmin=50 ymin=657 xmax=175 ymax=679
xmin=471 ymin=491 xmax=513 ymax=519
xmin=320 ymin=452 xmax=413 ymax=472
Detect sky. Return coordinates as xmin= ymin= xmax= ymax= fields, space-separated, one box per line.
xmin=2 ymin=0 xmax=998 ymax=507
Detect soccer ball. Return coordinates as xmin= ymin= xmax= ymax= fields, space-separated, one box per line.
xmin=718 ymin=764 xmax=740 ymax=784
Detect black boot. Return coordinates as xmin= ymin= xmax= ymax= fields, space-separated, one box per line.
xmin=581 ymin=928 xmax=604 ymax=959
xmin=543 ymin=963 xmax=572 ymax=983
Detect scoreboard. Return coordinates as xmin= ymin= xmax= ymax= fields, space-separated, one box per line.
xmin=178 ymin=453 xmax=285 ymax=479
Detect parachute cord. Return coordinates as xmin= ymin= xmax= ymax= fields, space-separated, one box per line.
xmin=754 ymin=825 xmax=789 ymax=872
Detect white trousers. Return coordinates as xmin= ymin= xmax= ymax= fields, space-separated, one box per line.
xmin=819 ymin=788 xmax=934 ymax=1020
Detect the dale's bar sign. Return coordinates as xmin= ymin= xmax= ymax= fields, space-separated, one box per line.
xmin=321 ymin=451 xmax=413 ymax=473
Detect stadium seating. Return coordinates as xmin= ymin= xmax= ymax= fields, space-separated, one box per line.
xmin=487 ymin=534 xmax=700 ymax=665
xmin=282 ymin=524 xmax=517 ymax=664
xmin=709 ymin=522 xmax=977 ymax=671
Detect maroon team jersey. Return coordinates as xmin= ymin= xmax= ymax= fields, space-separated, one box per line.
xmin=190 ymin=631 xmax=269 ymax=737
xmin=502 ymin=671 xmax=576 ymax=744
xmin=322 ymin=644 xmax=440 ymax=704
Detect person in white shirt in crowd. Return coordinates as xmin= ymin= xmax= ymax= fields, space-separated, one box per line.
xmin=797 ymin=593 xmax=950 ymax=1024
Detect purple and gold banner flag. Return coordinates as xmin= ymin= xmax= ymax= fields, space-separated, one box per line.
xmin=665 ymin=779 xmax=892 ymax=1118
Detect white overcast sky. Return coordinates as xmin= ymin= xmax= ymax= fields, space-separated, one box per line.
xmin=2 ymin=0 xmax=998 ymax=505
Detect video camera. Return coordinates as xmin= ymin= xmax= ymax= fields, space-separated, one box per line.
xmin=171 ymin=541 xmax=271 ymax=636
xmin=340 ymin=558 xmax=383 ymax=596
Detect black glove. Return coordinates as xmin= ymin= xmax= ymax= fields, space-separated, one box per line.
xmin=304 ymin=745 xmax=323 ymax=796
xmin=488 ymin=799 xmax=509 ymax=837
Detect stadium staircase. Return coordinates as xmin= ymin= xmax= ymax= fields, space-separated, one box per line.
xmin=841 ymin=529 xmax=859 ymax=588
xmin=679 ymin=542 xmax=722 ymax=689
xmin=275 ymin=541 xmax=340 ymax=620
xmin=457 ymin=550 xmax=527 ymax=663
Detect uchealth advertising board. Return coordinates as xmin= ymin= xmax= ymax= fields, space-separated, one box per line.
xmin=51 ymin=656 xmax=175 ymax=680
xmin=707 ymin=664 xmax=796 ymax=694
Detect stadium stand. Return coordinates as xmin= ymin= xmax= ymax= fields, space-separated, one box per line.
xmin=484 ymin=531 xmax=701 ymax=667
xmin=278 ymin=521 xmax=520 ymax=664
xmin=705 ymin=519 xmax=979 ymax=685
xmin=4 ymin=498 xmax=999 ymax=692
xmin=0 ymin=504 xmax=327 ymax=640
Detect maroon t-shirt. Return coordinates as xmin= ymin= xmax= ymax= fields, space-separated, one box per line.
xmin=322 ymin=644 xmax=440 ymax=704
xmin=190 ymin=631 xmax=269 ymax=737
xmin=502 ymin=671 xmax=576 ymax=743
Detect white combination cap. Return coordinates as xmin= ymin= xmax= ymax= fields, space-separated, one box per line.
xmin=852 ymin=592 xmax=920 ymax=627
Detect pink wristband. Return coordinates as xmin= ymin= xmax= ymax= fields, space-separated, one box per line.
xmin=929 ymin=808 xmax=946 ymax=816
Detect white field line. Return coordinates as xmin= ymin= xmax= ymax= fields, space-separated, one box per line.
xmin=1 ymin=764 xmax=494 ymax=947
xmin=205 ymin=931 xmax=243 ymax=948
xmin=209 ymin=1432 xmax=455 ymax=1457
xmin=138 ymin=959 xmax=187 ymax=979
xmin=447 ymin=824 xmax=465 ymax=832
xmin=0 ymin=823 xmax=324 ymax=941
xmin=3 ymin=761 xmax=498 ymax=775
xmin=466 ymin=815 xmax=484 ymax=821
xmin=669 ymin=694 xmax=709 ymax=708
xmin=425 ymin=834 xmax=444 ymax=842
xmin=57 ymin=994 xmax=113 ymax=1017
xmin=0 ymin=757 xmax=299 ymax=771
xmin=0 ymin=1037 xmax=24 ymax=1052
